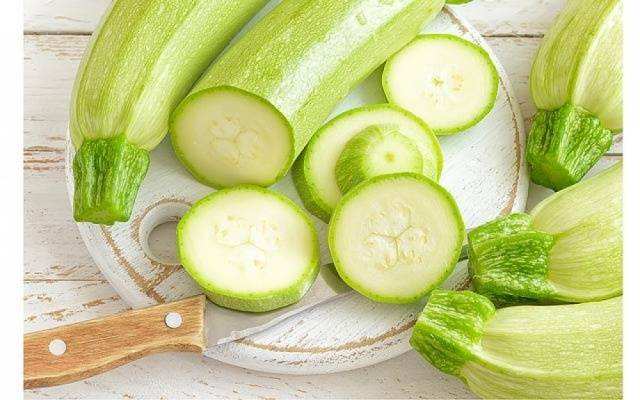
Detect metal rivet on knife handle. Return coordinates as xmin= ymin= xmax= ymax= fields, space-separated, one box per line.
xmin=165 ymin=312 xmax=183 ymax=329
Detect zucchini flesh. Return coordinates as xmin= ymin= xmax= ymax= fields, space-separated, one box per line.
xmin=382 ymin=34 xmax=498 ymax=134
xmin=328 ymin=173 xmax=464 ymax=304
xmin=171 ymin=0 xmax=445 ymax=188
xmin=293 ymin=104 xmax=442 ymax=222
xmin=70 ymin=0 xmax=269 ymax=224
xmin=527 ymin=0 xmax=622 ymax=190
xmin=335 ymin=125 xmax=424 ymax=194
xmin=177 ymin=186 xmax=320 ymax=312
xmin=468 ymin=162 xmax=622 ymax=304
xmin=410 ymin=290 xmax=622 ymax=399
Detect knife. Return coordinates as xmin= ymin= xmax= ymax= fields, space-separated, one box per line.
xmin=24 ymin=248 xmax=469 ymax=389
xmin=23 ymin=264 xmax=350 ymax=389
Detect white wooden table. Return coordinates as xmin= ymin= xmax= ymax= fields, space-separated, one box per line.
xmin=24 ymin=1 xmax=622 ymax=398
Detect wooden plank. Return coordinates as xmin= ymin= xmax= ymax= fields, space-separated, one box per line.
xmin=24 ymin=164 xmax=102 ymax=281
xmin=23 ymin=34 xmax=97 ymax=281
xmin=25 ymin=351 xmax=473 ymax=399
xmin=24 ymin=281 xmax=128 ymax=330
xmin=23 ymin=35 xmax=85 ymax=150
xmin=455 ymin=0 xmax=566 ymax=37
xmin=22 ymin=34 xmax=623 ymax=281
xmin=23 ymin=282 xmax=472 ymax=399
xmin=24 ymin=0 xmax=565 ymax=36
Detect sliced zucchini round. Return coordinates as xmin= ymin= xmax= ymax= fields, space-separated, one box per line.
xmin=328 ymin=173 xmax=464 ymax=303
xmin=292 ymin=104 xmax=442 ymax=222
xmin=335 ymin=125 xmax=424 ymax=194
xmin=383 ymin=34 xmax=499 ymax=135
xmin=170 ymin=86 xmax=294 ymax=189
xmin=177 ymin=186 xmax=319 ymax=312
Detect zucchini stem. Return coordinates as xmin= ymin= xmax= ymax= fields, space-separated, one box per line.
xmin=468 ymin=214 xmax=555 ymax=305
xmin=73 ymin=135 xmax=149 ymax=225
xmin=526 ymin=103 xmax=612 ymax=191
xmin=409 ymin=290 xmax=495 ymax=376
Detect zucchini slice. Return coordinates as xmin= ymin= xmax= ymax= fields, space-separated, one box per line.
xmin=293 ymin=104 xmax=442 ymax=222
xmin=335 ymin=125 xmax=425 ymax=194
xmin=177 ymin=186 xmax=320 ymax=312
xmin=328 ymin=173 xmax=464 ymax=303
xmin=171 ymin=0 xmax=446 ymax=188
xmin=171 ymin=87 xmax=293 ymax=188
xmin=382 ymin=34 xmax=499 ymax=134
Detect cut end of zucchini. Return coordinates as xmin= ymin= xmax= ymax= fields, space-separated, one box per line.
xmin=328 ymin=173 xmax=464 ymax=304
xmin=73 ymin=135 xmax=149 ymax=225
xmin=177 ymin=186 xmax=319 ymax=312
xmin=410 ymin=290 xmax=495 ymax=376
xmin=293 ymin=104 xmax=443 ymax=222
xmin=170 ymin=86 xmax=294 ymax=188
xmin=468 ymin=214 xmax=556 ymax=305
xmin=383 ymin=34 xmax=498 ymax=134
xmin=527 ymin=104 xmax=613 ymax=191
xmin=335 ymin=125 xmax=423 ymax=194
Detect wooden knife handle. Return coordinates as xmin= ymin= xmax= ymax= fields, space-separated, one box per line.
xmin=24 ymin=295 xmax=206 ymax=389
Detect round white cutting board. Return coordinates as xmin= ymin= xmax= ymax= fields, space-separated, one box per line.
xmin=65 ymin=5 xmax=528 ymax=375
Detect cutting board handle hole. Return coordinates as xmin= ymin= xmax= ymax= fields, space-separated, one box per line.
xmin=136 ymin=200 xmax=190 ymax=267
xmin=147 ymin=220 xmax=180 ymax=266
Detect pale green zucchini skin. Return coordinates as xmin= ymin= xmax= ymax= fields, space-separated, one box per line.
xmin=70 ymin=0 xmax=269 ymax=224
xmin=468 ymin=162 xmax=622 ymax=305
xmin=410 ymin=290 xmax=622 ymax=399
xmin=173 ymin=0 xmax=445 ymax=188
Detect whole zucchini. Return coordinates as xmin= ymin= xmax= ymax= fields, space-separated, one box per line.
xmin=411 ymin=290 xmax=622 ymax=399
xmin=527 ymin=0 xmax=622 ymax=190
xmin=70 ymin=0 xmax=269 ymax=224
xmin=171 ymin=0 xmax=445 ymax=188
xmin=467 ymin=162 xmax=622 ymax=305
